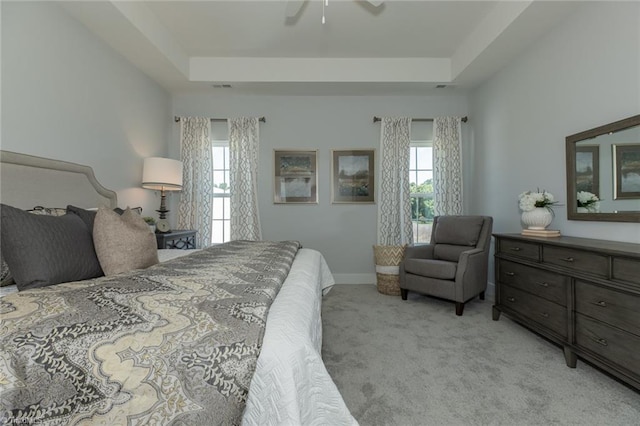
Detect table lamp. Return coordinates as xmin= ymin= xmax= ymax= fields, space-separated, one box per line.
xmin=142 ymin=157 xmax=183 ymax=233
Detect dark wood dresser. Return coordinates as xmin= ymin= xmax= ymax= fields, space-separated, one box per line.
xmin=493 ymin=233 xmax=640 ymax=390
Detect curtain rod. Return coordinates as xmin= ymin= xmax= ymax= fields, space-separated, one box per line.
xmin=174 ymin=116 xmax=266 ymax=123
xmin=373 ymin=116 xmax=468 ymax=123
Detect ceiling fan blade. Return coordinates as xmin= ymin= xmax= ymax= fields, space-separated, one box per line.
xmin=285 ymin=1 xmax=306 ymax=18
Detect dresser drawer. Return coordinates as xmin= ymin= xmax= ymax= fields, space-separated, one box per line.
xmin=542 ymin=246 xmax=608 ymax=278
xmin=575 ymin=280 xmax=640 ymax=336
xmin=575 ymin=313 xmax=640 ymax=377
xmin=498 ymin=239 xmax=540 ymax=261
xmin=613 ymin=257 xmax=640 ymax=285
xmin=500 ymin=285 xmax=567 ymax=338
xmin=498 ymin=259 xmax=568 ymax=306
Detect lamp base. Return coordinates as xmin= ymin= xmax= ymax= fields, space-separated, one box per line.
xmin=156 ymin=219 xmax=171 ymax=233
xmin=157 ymin=190 xmax=169 ymax=220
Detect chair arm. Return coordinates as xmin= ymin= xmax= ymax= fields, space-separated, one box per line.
xmin=455 ymin=248 xmax=490 ymax=301
xmin=403 ymin=244 xmax=434 ymax=260
xmin=457 ymin=247 xmax=483 ymax=262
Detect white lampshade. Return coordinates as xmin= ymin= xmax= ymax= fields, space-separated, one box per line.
xmin=142 ymin=157 xmax=183 ymax=191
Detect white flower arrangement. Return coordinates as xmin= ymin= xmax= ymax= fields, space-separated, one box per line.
xmin=518 ymin=189 xmax=556 ymax=212
xmin=577 ymin=191 xmax=599 ymax=208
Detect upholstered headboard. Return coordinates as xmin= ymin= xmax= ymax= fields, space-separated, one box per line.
xmin=0 ymin=150 xmax=117 ymax=209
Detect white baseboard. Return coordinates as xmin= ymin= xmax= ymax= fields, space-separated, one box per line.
xmin=333 ymin=273 xmax=376 ymax=285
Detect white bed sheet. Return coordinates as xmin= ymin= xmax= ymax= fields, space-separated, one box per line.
xmin=243 ymin=248 xmax=358 ymax=426
xmin=157 ymin=248 xmax=200 ymax=262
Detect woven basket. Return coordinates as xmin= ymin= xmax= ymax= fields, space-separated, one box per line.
xmin=373 ymin=245 xmax=406 ymax=296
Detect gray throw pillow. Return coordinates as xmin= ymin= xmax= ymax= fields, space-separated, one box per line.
xmin=67 ymin=205 xmax=143 ymax=231
xmin=93 ymin=207 xmax=159 ymax=276
xmin=0 ymin=204 xmax=104 ymax=291
xmin=66 ymin=205 xmax=99 ymax=231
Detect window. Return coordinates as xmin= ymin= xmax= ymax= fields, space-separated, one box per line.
xmin=409 ymin=142 xmax=434 ymax=243
xmin=212 ymin=142 xmax=230 ymax=244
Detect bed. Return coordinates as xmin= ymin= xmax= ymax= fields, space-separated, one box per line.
xmin=0 ymin=150 xmax=357 ymax=425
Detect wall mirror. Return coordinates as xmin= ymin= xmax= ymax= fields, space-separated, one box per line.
xmin=566 ymin=114 xmax=640 ymax=223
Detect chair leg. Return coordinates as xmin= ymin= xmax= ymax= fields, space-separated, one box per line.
xmin=455 ymin=302 xmax=464 ymax=316
xmin=479 ymin=291 xmax=485 ymax=301
xmin=400 ymin=288 xmax=408 ymax=300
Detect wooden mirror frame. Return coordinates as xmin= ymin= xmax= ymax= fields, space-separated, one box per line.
xmin=566 ymin=114 xmax=640 ymax=223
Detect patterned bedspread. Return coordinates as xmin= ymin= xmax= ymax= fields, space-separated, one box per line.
xmin=0 ymin=240 xmax=300 ymax=425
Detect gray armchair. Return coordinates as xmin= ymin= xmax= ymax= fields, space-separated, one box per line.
xmin=399 ymin=215 xmax=493 ymax=316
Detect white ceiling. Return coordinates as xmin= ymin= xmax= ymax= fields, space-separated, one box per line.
xmin=61 ymin=0 xmax=582 ymax=95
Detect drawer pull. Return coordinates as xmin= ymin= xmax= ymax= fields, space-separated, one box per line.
xmin=591 ymin=336 xmax=608 ymax=347
xmin=539 ymin=312 xmax=549 ymax=318
xmin=507 ymin=297 xmax=516 ymax=302
xmin=505 ymin=272 xmax=516 ymax=277
xmin=510 ymin=247 xmax=522 ymax=252
xmin=561 ymin=257 xmax=575 ymax=263
xmin=536 ymin=281 xmax=549 ymax=288
xmin=593 ymin=300 xmax=607 ymax=307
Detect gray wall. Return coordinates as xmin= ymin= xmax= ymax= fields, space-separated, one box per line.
xmin=172 ymin=94 xmax=470 ymax=282
xmin=470 ymin=1 xmax=640 ymax=243
xmin=1 ymin=2 xmax=171 ymax=215
xmin=469 ymin=2 xmax=640 ymax=292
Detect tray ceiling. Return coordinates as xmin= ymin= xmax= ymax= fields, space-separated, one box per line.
xmin=61 ymin=1 xmax=581 ymax=95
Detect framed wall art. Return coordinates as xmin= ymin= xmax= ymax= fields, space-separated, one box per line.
xmin=613 ymin=144 xmax=640 ymax=199
xmin=273 ymin=150 xmax=318 ymax=204
xmin=575 ymin=145 xmax=600 ymax=196
xmin=331 ymin=149 xmax=375 ymax=203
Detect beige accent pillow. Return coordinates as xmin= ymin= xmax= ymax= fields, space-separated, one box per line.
xmin=93 ymin=206 xmax=159 ymax=276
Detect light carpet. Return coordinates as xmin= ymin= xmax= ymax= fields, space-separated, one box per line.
xmin=321 ymin=284 xmax=640 ymax=426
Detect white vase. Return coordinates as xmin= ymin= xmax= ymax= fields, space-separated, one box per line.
xmin=521 ymin=207 xmax=553 ymax=230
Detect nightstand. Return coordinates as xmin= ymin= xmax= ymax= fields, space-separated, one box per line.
xmin=156 ymin=230 xmax=197 ymax=250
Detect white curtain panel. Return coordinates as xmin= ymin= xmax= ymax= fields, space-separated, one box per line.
xmin=229 ymin=117 xmax=262 ymax=241
xmin=177 ymin=117 xmax=213 ymax=248
xmin=377 ymin=117 xmax=413 ymax=246
xmin=433 ymin=116 xmax=463 ymax=216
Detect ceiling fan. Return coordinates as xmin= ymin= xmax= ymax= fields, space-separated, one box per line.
xmin=285 ymin=0 xmax=384 ymax=24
